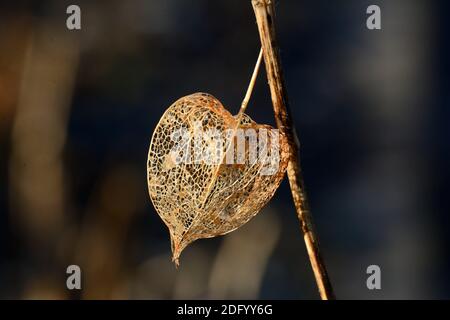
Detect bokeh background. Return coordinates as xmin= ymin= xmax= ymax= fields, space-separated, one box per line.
xmin=0 ymin=0 xmax=448 ymax=299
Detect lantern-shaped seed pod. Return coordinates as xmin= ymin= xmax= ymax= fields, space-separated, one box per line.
xmin=147 ymin=92 xmax=289 ymax=266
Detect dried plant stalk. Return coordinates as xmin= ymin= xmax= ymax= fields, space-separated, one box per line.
xmin=251 ymin=0 xmax=335 ymax=299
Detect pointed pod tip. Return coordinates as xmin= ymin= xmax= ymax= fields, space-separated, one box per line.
xmin=173 ymin=257 xmax=180 ymax=268
xmin=172 ymin=248 xmax=181 ymax=268
xmin=171 ymin=237 xmax=182 ymax=268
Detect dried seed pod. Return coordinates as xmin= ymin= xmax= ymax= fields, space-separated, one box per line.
xmin=147 ymin=93 xmax=289 ymax=265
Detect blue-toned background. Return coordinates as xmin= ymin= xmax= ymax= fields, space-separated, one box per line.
xmin=0 ymin=0 xmax=448 ymax=299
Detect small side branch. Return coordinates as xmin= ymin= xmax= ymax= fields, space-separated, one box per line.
xmin=251 ymin=0 xmax=335 ymax=300
xmin=239 ymin=48 xmax=263 ymax=115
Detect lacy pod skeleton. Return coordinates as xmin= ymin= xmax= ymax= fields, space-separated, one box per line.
xmin=147 ymin=93 xmax=289 ymax=265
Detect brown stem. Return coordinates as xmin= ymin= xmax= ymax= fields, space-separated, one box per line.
xmin=251 ymin=0 xmax=335 ymax=300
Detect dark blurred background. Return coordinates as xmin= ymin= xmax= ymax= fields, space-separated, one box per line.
xmin=0 ymin=0 xmax=449 ymax=299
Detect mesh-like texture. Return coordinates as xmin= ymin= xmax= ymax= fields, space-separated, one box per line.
xmin=147 ymin=93 xmax=289 ymax=265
